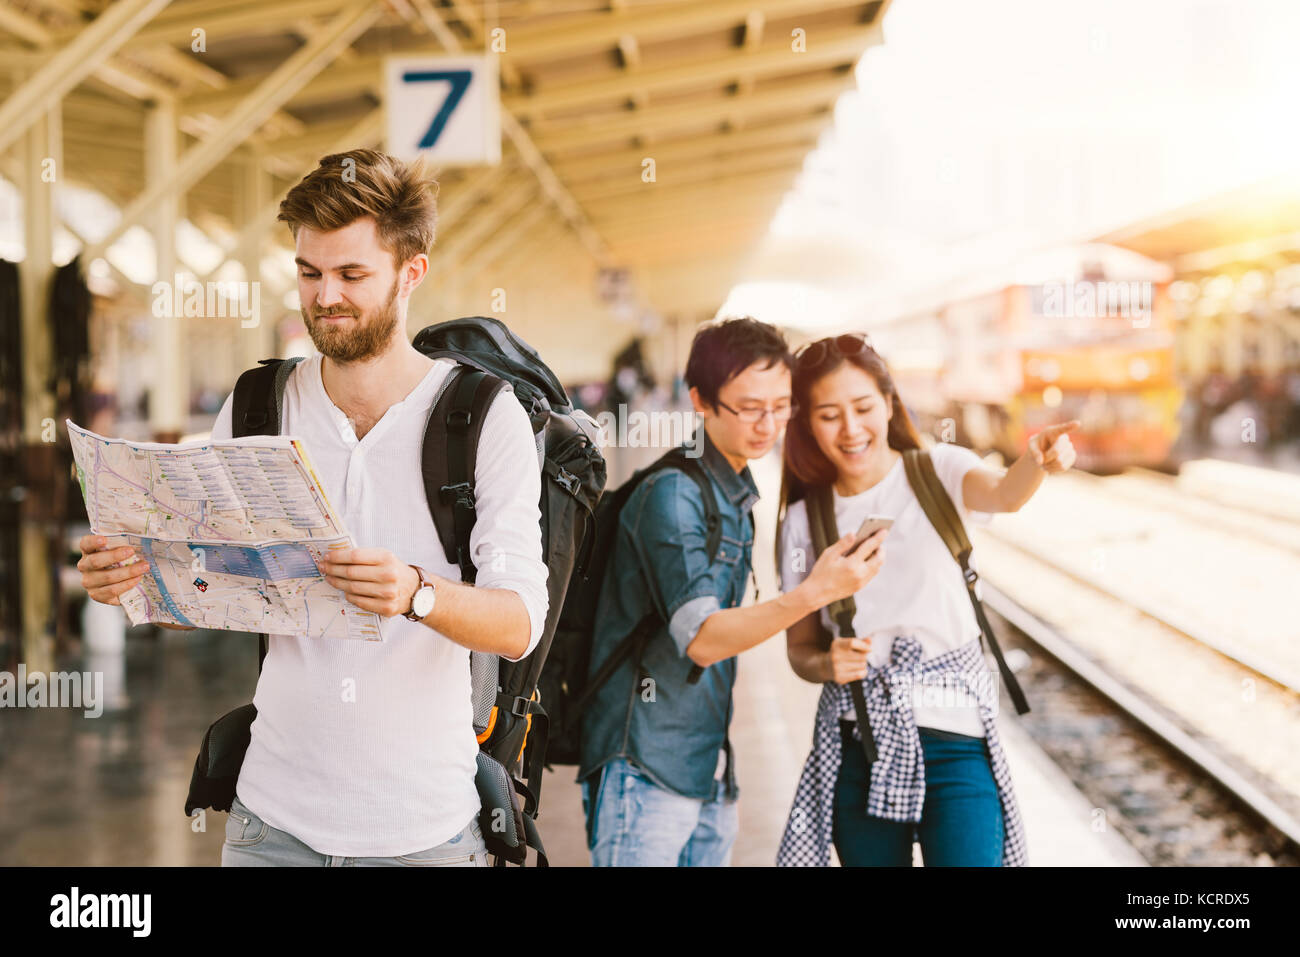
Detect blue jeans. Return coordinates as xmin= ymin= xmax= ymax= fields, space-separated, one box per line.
xmin=833 ymin=722 xmax=1004 ymax=866
xmin=221 ymin=795 xmax=489 ymax=867
xmin=581 ymin=757 xmax=739 ymax=866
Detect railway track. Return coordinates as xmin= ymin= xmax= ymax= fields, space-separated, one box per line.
xmin=965 ymin=466 xmax=1300 ymax=864
xmin=981 ymin=522 xmax=1300 ymax=697
xmin=1071 ymin=468 xmax=1300 ymax=561
xmin=986 ymin=583 xmax=1300 ymax=866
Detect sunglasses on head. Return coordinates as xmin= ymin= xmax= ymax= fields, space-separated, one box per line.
xmin=793 ymin=332 xmax=875 ymax=369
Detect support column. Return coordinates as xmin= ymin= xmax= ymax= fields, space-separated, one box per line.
xmin=19 ymin=100 xmax=57 ymax=671
xmin=146 ymin=100 xmax=185 ymax=442
xmin=239 ymin=156 xmax=274 ymax=369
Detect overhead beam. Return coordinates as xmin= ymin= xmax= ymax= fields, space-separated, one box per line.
xmin=602 ymin=203 xmax=782 ymax=235
xmin=393 ymin=1 xmax=612 ymax=269
xmin=128 ymin=0 xmax=345 ymax=45
xmin=436 ymin=165 xmax=517 ymax=220
xmin=586 ymin=171 xmax=799 ymax=219
xmin=182 ymin=23 xmax=874 ymax=129
xmin=458 ymin=203 xmax=555 ymax=283
xmin=615 ymin=225 xmax=777 ymax=259
xmin=199 ymin=108 xmax=386 ymax=284
xmin=598 ymin=183 xmax=792 ymax=218
xmin=499 ymin=0 xmax=870 ymax=62
xmin=531 ymin=76 xmax=853 ymax=154
xmin=738 ymin=10 xmax=768 ymax=95
xmin=0 ymin=0 xmax=174 ymax=156
xmin=602 ymin=205 xmax=785 ymax=241
xmin=551 ymin=117 xmax=827 ymax=183
xmin=430 ymin=178 xmax=541 ymax=277
xmin=571 ymin=150 xmax=810 ymax=203
xmin=507 ymin=24 xmax=878 ymax=119
xmin=410 ymin=0 xmax=526 ymax=89
xmin=86 ymin=0 xmax=382 ymax=262
xmin=256 ymin=116 xmax=388 ymax=160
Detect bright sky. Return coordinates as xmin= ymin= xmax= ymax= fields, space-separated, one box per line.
xmin=722 ymin=0 xmax=1300 ymax=331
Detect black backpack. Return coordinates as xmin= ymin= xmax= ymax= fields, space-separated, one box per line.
xmin=538 ymin=443 xmax=753 ymax=767
xmin=183 ymin=316 xmax=606 ymax=867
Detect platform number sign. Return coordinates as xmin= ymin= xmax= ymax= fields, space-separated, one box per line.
xmin=385 ymin=55 xmax=501 ymax=165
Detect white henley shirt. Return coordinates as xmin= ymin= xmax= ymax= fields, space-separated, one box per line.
xmin=210 ymin=354 xmax=548 ymax=857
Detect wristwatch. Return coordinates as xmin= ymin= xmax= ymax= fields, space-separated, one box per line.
xmin=404 ymin=565 xmax=437 ymax=622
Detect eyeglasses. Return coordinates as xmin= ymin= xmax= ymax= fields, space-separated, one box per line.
xmin=794 ymin=333 xmax=875 ymax=369
xmin=715 ymin=398 xmax=797 ymax=424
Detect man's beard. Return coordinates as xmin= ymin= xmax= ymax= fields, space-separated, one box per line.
xmin=302 ymin=278 xmax=402 ymax=363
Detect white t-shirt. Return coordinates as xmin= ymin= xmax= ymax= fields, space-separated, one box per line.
xmin=210 ymin=355 xmax=549 ymax=857
xmin=779 ymin=442 xmax=995 ymax=738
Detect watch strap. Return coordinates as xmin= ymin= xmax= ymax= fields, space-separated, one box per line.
xmin=405 ymin=565 xmax=432 ymax=621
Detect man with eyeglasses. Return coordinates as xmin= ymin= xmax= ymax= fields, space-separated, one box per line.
xmin=578 ymin=317 xmax=883 ymax=866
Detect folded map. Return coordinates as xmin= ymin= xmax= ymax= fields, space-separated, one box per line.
xmin=68 ymin=421 xmax=381 ymax=641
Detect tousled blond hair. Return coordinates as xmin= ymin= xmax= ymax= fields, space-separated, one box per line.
xmin=277 ymin=148 xmax=439 ymax=267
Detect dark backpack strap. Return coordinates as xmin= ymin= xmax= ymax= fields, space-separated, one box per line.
xmin=902 ymin=449 xmax=1030 ymax=715
xmin=521 ymin=811 xmax=548 ymax=867
xmin=577 ymin=447 xmax=723 ymax=697
xmin=423 ymin=366 xmax=511 ymax=583
xmin=806 ymin=485 xmax=877 ymax=765
xmin=231 ymin=356 xmax=303 ymax=675
xmin=564 ymin=609 xmax=660 ymax=731
xmin=231 ymin=357 xmax=303 ymax=439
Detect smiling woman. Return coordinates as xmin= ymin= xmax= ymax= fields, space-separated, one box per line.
xmin=782 ymin=333 xmax=924 ymax=496
xmin=775 ymin=330 xmax=1080 ymax=868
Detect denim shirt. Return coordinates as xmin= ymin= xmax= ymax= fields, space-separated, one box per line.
xmin=578 ymin=429 xmax=759 ymax=801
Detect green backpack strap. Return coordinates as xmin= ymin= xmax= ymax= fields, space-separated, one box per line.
xmin=901 ymin=448 xmax=1030 ymax=715
xmin=805 ymin=485 xmax=878 ymax=764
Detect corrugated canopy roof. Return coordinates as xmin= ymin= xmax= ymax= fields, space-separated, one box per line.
xmin=0 ymin=0 xmax=890 ymax=372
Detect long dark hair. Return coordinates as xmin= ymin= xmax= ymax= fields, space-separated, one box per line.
xmin=777 ymin=339 xmax=924 ymax=559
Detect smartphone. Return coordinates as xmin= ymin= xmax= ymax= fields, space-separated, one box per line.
xmin=846 ymin=515 xmax=893 ymax=556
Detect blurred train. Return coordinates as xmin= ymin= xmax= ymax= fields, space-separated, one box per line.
xmin=877 ymin=244 xmax=1182 ymax=473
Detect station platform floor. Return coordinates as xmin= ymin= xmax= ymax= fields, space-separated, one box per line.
xmin=1 ymin=442 xmax=1148 ymax=867
xmin=538 ymin=629 xmax=1149 ymax=867
xmin=0 ymin=617 xmax=1146 ymax=867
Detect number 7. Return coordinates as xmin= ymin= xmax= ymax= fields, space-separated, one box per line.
xmin=402 ymin=70 xmax=474 ymax=149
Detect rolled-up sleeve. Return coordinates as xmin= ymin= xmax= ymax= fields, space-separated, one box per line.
xmin=626 ymin=470 xmax=727 ymax=657
xmin=466 ymin=388 xmax=550 ymax=661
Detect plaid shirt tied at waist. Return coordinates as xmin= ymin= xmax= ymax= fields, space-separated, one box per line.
xmin=776 ymin=635 xmax=1028 ymax=867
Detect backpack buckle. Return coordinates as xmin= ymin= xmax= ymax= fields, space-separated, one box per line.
xmin=440 ymin=482 xmax=475 ymax=510
xmin=963 ymin=566 xmax=979 ymax=585
xmin=552 ymin=466 xmax=580 ymax=495
xmin=509 ymin=696 xmax=532 ymax=717
xmin=447 ymin=408 xmax=473 ymax=430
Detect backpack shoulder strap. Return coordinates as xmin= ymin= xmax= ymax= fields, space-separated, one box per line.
xmin=805 ymin=484 xmax=857 ymax=639
xmin=901 ymin=448 xmax=970 ymax=563
xmin=662 ymin=448 xmax=723 ymax=562
xmin=231 ymin=357 xmax=303 ymax=439
xmin=901 ymin=447 xmax=1030 ymax=715
xmin=805 ymin=483 xmax=875 ymax=763
xmin=422 ymin=364 xmax=511 ymax=584
xmin=230 ymin=356 xmax=303 ymax=673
